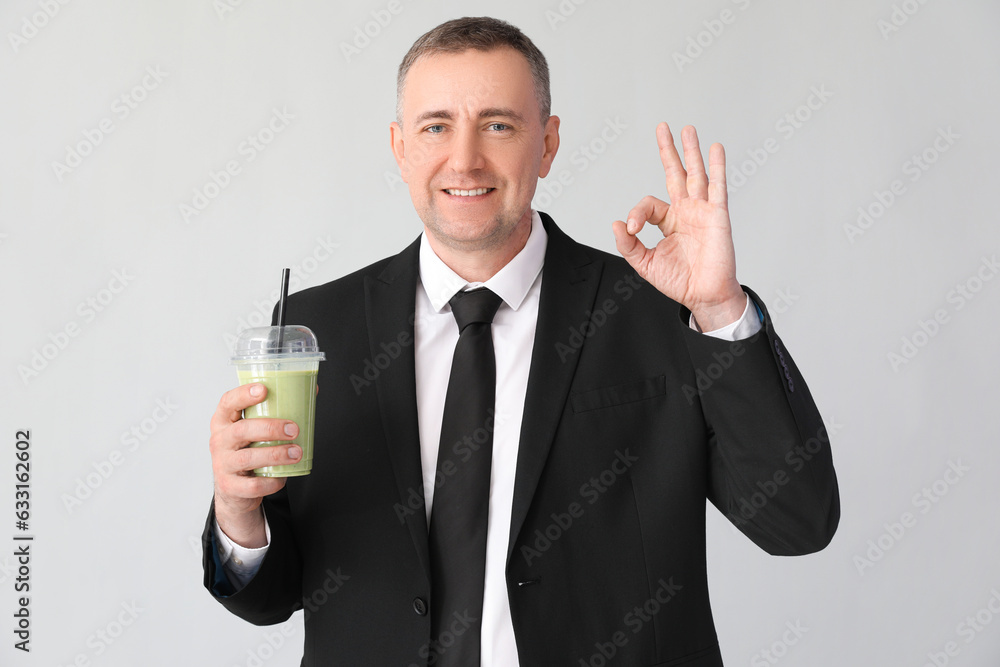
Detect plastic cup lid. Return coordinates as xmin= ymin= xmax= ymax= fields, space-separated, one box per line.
xmin=231 ymin=326 xmax=326 ymax=362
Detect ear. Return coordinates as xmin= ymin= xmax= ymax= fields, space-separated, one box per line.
xmin=537 ymin=115 xmax=560 ymax=179
xmin=390 ymin=121 xmax=409 ymax=182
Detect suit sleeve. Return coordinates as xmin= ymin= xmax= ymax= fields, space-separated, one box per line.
xmin=679 ymin=285 xmax=840 ymax=555
xmin=201 ymin=487 xmax=305 ymax=625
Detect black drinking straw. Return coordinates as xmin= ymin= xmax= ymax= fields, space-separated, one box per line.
xmin=276 ymin=268 xmax=290 ymax=348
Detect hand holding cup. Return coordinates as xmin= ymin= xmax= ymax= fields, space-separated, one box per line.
xmin=209 ymin=381 xmax=303 ymax=547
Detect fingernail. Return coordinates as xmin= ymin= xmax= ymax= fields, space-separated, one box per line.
xmin=287 ymin=446 xmax=301 ymax=460
xmin=626 ymin=218 xmax=636 ymax=233
xmin=284 ymin=423 xmax=298 ymax=437
xmin=250 ymin=384 xmax=263 ymax=397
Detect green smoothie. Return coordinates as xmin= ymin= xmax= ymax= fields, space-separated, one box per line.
xmin=237 ymin=367 xmax=319 ymax=477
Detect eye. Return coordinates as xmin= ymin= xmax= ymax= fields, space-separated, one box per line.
xmin=488 ymin=122 xmax=509 ymax=132
xmin=425 ymin=124 xmax=445 ymax=134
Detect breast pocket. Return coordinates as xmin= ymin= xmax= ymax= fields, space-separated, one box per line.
xmin=570 ymin=375 xmax=666 ymax=414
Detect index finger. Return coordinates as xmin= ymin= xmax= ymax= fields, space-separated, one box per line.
xmin=657 ymin=122 xmax=688 ymax=203
xmin=210 ymin=383 xmax=267 ymax=434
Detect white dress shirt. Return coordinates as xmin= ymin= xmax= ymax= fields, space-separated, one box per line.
xmin=214 ymin=210 xmax=761 ymax=666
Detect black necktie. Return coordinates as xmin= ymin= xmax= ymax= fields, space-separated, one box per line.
xmin=428 ymin=287 xmax=503 ymax=667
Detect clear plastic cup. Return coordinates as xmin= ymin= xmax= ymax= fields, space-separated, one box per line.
xmin=231 ymin=326 xmax=325 ymax=477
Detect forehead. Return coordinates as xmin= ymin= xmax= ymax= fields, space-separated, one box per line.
xmin=401 ymin=47 xmax=537 ymax=118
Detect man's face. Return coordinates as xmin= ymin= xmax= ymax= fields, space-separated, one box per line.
xmin=390 ymin=47 xmax=560 ymax=253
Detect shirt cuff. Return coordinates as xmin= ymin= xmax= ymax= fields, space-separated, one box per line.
xmin=212 ymin=509 xmax=271 ymax=590
xmin=688 ymin=292 xmax=763 ymax=341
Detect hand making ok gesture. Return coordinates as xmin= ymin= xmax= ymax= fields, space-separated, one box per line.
xmin=612 ymin=123 xmax=747 ymax=331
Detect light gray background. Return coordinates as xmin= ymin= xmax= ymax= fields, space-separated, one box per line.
xmin=2 ymin=0 xmax=998 ymax=665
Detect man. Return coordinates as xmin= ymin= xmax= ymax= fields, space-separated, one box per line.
xmin=203 ymin=16 xmax=839 ymax=667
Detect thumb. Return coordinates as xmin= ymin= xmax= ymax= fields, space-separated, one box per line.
xmin=612 ymin=220 xmax=649 ymax=275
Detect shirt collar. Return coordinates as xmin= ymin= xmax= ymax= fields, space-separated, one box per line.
xmin=418 ymin=210 xmax=548 ymax=313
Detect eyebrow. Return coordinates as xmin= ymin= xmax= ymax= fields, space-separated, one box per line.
xmin=413 ymin=107 xmax=527 ymax=125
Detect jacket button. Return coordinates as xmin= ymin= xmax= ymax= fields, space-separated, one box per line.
xmin=412 ymin=597 xmax=428 ymax=616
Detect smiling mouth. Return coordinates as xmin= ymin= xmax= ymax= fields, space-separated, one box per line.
xmin=443 ymin=187 xmax=495 ymax=197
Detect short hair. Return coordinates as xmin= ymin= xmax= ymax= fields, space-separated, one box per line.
xmin=396 ymin=16 xmax=551 ymax=124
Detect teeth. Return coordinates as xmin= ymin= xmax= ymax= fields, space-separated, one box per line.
xmin=445 ymin=188 xmax=491 ymax=196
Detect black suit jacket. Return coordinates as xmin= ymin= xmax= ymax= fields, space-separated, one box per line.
xmin=203 ymin=212 xmax=839 ymax=666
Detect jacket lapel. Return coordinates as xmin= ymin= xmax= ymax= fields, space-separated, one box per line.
xmin=364 ymin=235 xmax=431 ymax=581
xmin=365 ymin=217 xmax=606 ymax=576
xmin=507 ymin=213 xmax=604 ymax=564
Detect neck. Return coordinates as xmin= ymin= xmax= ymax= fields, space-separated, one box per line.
xmin=425 ymin=214 xmax=532 ymax=283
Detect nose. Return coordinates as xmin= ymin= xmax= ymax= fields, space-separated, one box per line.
xmin=447 ymin=125 xmax=486 ymax=174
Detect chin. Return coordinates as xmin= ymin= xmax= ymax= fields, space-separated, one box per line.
xmin=426 ymin=215 xmax=511 ymax=249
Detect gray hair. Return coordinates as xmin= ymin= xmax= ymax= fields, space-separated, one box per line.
xmin=395 ymin=16 xmax=551 ymax=124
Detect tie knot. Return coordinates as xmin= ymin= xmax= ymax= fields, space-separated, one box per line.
xmin=448 ymin=288 xmax=502 ymax=331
